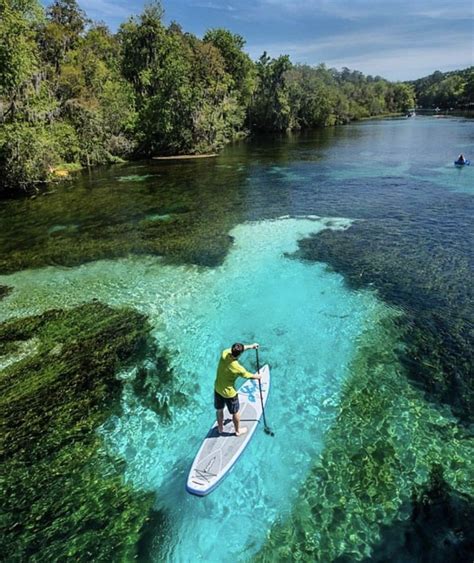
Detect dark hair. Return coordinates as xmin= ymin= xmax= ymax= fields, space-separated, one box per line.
xmin=231 ymin=343 xmax=244 ymax=358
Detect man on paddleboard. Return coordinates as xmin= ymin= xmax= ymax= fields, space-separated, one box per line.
xmin=214 ymin=343 xmax=261 ymax=436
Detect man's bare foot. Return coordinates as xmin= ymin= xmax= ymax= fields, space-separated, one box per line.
xmin=218 ymin=426 xmax=224 ymax=434
xmin=235 ymin=427 xmax=248 ymax=436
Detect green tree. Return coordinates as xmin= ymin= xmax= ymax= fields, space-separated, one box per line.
xmin=120 ymin=3 xmax=240 ymax=155
xmin=203 ymin=28 xmax=255 ymax=104
xmin=250 ymin=52 xmax=292 ymax=131
xmin=462 ymin=69 xmax=474 ymax=106
xmin=0 ymin=0 xmax=41 ymax=119
xmin=119 ymin=2 xmax=167 ymax=100
xmin=410 ymin=68 xmax=473 ymax=109
xmin=38 ymin=0 xmax=87 ymax=71
xmin=391 ymin=83 xmax=415 ymax=112
xmin=286 ymin=65 xmax=336 ymax=127
xmin=120 ymin=6 xmax=195 ymax=154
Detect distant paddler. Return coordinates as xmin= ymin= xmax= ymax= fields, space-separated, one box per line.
xmin=214 ymin=343 xmax=261 ymax=436
xmin=454 ymin=153 xmax=470 ymax=166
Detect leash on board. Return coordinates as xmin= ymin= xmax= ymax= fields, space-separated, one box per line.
xmin=256 ymin=347 xmax=274 ymax=436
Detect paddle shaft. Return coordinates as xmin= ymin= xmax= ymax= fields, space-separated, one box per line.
xmin=256 ymin=348 xmax=273 ymax=435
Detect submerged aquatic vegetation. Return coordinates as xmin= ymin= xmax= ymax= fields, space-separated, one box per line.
xmin=131 ymin=351 xmax=188 ymax=420
xmin=0 ymin=161 xmax=246 ymax=274
xmin=296 ymin=219 xmax=474 ymax=425
xmin=0 ymin=302 xmax=179 ymax=560
xmin=0 ymin=285 xmax=12 ymax=299
xmin=366 ymin=465 xmax=474 ymax=562
xmin=256 ymin=316 xmax=473 ymax=562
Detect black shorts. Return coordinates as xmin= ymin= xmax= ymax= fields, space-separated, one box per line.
xmin=214 ymin=391 xmax=240 ymax=414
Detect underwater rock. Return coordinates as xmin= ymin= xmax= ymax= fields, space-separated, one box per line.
xmin=118 ymin=174 xmax=157 ymax=182
xmin=47 ymin=223 xmax=79 ymax=236
xmin=0 ymin=302 xmax=175 ymax=560
xmin=141 ymin=213 xmax=173 ymax=223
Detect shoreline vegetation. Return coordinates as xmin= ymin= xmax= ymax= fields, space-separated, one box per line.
xmin=0 ymin=302 xmax=183 ymax=561
xmin=3 ymin=0 xmax=470 ymax=198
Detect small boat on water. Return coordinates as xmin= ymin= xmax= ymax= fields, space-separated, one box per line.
xmin=454 ymin=159 xmax=470 ymax=166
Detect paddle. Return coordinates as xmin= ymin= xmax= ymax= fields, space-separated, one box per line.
xmin=256 ymin=347 xmax=274 ymax=436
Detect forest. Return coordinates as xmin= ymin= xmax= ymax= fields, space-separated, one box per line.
xmin=409 ymin=67 xmax=474 ymax=110
xmin=0 ymin=0 xmax=470 ymax=196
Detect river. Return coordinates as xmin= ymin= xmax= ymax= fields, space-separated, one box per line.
xmin=1 ymin=116 xmax=473 ymax=562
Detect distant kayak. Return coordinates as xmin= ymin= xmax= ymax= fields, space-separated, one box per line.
xmin=186 ymin=364 xmax=271 ymax=496
xmin=454 ymin=159 xmax=470 ymax=166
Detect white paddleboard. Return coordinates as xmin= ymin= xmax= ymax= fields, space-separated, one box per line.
xmin=186 ymin=364 xmax=271 ymax=496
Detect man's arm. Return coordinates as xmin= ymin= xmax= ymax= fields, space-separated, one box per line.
xmin=243 ymin=343 xmax=261 ymax=379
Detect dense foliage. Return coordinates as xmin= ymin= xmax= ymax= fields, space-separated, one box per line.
xmin=0 ymin=0 xmax=418 ymax=195
xmin=409 ymin=67 xmax=474 ymax=110
xmin=250 ymin=59 xmax=415 ymax=130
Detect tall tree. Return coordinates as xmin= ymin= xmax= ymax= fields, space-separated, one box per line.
xmin=203 ymin=28 xmax=255 ymax=105
xmin=0 ymin=0 xmax=41 ymax=119
xmin=39 ymin=0 xmax=87 ymax=71
xmin=250 ymin=52 xmax=292 ymax=131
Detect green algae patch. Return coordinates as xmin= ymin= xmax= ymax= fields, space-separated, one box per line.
xmin=365 ymin=466 xmax=474 ymax=562
xmin=0 ymin=161 xmax=246 ymax=274
xmin=118 ymin=174 xmax=157 ymax=182
xmin=0 ymin=302 xmax=172 ymax=561
xmin=256 ymin=316 xmax=474 ymax=562
xmin=296 ymin=221 xmax=474 ymax=426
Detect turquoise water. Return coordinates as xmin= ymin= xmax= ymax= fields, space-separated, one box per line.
xmin=0 ymin=216 xmax=387 ymax=561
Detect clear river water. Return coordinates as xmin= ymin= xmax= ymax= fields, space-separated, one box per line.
xmin=1 ymin=116 xmax=473 ymax=562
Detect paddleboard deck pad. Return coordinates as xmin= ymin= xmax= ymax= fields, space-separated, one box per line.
xmin=186 ymin=364 xmax=270 ymax=496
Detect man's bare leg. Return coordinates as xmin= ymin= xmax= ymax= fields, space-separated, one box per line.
xmin=216 ymin=409 xmax=224 ymax=434
xmin=233 ymin=411 xmax=247 ymax=436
